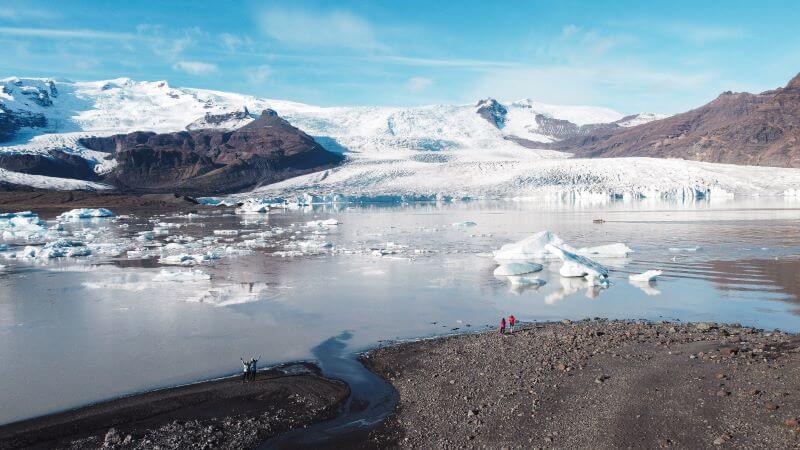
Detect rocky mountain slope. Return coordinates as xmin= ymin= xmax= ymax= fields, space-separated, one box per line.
xmin=551 ymin=73 xmax=800 ymax=167
xmin=80 ymin=109 xmax=343 ymax=194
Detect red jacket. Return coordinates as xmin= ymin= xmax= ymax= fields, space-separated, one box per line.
xmin=500 ymin=318 xmax=506 ymax=328
xmin=509 ymin=316 xmax=516 ymax=326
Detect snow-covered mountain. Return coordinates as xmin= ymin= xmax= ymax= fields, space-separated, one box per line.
xmin=3 ymin=76 xmax=800 ymax=201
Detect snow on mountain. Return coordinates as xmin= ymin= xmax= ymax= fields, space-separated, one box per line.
xmin=4 ymin=76 xmax=800 ymax=202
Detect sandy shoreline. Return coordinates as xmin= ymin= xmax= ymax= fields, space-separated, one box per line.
xmin=0 ymin=363 xmax=349 ymax=449
xmin=364 ymin=319 xmax=800 ymax=449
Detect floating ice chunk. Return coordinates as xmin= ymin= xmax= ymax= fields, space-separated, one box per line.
xmin=213 ymin=230 xmax=239 ymax=236
xmin=57 ymin=208 xmax=114 ymax=221
xmin=306 ymin=219 xmax=340 ymax=227
xmin=545 ymin=244 xmax=609 ymax=284
xmin=576 ymin=243 xmax=633 ymax=258
xmin=493 ymin=231 xmax=567 ymax=261
xmin=507 ymin=275 xmax=546 ymax=286
xmin=629 ymin=269 xmax=662 ymax=282
xmin=235 ymin=199 xmax=270 ymax=214
xmin=0 ymin=212 xmax=47 ymax=241
xmin=153 ymin=269 xmax=211 ymax=282
xmin=493 ymin=262 xmax=543 ymax=276
xmin=160 ymin=253 xmax=206 ymax=266
xmin=452 ymin=221 xmax=477 ymax=228
xmin=0 ymin=244 xmax=7 ymax=251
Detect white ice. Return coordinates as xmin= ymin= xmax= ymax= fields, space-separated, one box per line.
xmin=56 ymin=208 xmax=114 ymax=221
xmin=545 ymin=243 xmax=609 ymax=284
xmin=629 ymin=270 xmax=662 ymax=282
xmin=493 ymin=231 xmax=565 ymax=261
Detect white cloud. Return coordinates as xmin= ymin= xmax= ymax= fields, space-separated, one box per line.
xmin=173 ymin=60 xmax=218 ymax=75
xmin=0 ymin=27 xmax=134 ymax=40
xmin=561 ymin=24 xmax=581 ymax=38
xmin=407 ymin=76 xmax=433 ymax=92
xmin=258 ymin=8 xmax=385 ymax=50
xmin=247 ymin=65 xmax=271 ymax=84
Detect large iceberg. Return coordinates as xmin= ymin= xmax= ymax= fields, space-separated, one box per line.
xmin=493 ymin=231 xmax=565 ymax=261
xmin=493 ymin=230 xmax=632 ymax=262
xmin=545 ymin=244 xmax=609 ymax=284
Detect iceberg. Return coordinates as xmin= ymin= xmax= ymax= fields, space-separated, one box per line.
xmin=57 ymin=208 xmax=114 ymax=221
xmin=0 ymin=211 xmax=47 ymax=241
xmin=629 ymin=270 xmax=662 ymax=282
xmin=493 ymin=262 xmax=543 ymax=276
xmin=452 ymin=221 xmax=477 ymax=228
xmin=545 ymin=243 xmax=609 ymax=284
xmin=493 ymin=231 xmax=566 ymax=261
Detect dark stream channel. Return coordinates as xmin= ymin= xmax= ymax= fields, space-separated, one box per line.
xmin=260 ymin=330 xmax=398 ymax=449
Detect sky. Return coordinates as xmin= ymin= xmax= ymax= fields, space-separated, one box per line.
xmin=1 ymin=0 xmax=799 ymax=114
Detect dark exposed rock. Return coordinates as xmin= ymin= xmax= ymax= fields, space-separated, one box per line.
xmin=0 ymin=150 xmax=100 ymax=180
xmin=475 ymin=98 xmax=508 ymax=129
xmin=0 ymin=105 xmax=48 ymax=143
xmin=81 ymin=109 xmax=344 ymax=195
xmin=185 ymin=107 xmax=252 ymax=131
xmin=550 ymin=72 xmax=800 ymax=167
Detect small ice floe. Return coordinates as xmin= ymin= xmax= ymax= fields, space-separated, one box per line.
xmin=493 ymin=262 xmax=543 ymax=276
xmin=629 ymin=270 xmax=662 ymax=282
xmin=545 ymin=244 xmax=609 ymax=285
xmin=0 ymin=211 xmax=47 ymax=241
xmin=16 ymin=239 xmax=91 ymax=259
xmin=452 ymin=221 xmax=477 ymax=228
xmin=306 ymin=219 xmax=340 ymax=228
xmin=235 ymin=199 xmax=270 ymax=214
xmin=213 ymin=230 xmax=239 ymax=236
xmin=56 ymin=208 xmax=114 ymax=221
xmin=159 ymin=253 xmax=207 ymax=266
xmin=152 ymin=268 xmax=211 ymax=282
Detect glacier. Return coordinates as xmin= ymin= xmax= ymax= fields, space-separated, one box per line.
xmin=2 ymin=77 xmax=800 ymax=201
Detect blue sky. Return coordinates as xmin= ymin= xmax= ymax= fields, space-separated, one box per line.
xmin=1 ymin=0 xmax=798 ymax=113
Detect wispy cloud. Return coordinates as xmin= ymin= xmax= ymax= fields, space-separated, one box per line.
xmin=0 ymin=26 xmax=134 ymax=40
xmin=370 ymin=55 xmax=523 ymax=69
xmin=173 ymin=60 xmax=218 ymax=75
xmin=246 ymin=65 xmax=271 ymax=85
xmin=258 ymin=8 xmax=385 ymax=51
xmin=406 ymin=76 xmax=433 ymax=92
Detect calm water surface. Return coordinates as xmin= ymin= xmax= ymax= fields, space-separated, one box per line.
xmin=1 ymin=199 xmax=800 ymax=424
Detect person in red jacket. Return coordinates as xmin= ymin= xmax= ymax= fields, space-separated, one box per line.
xmin=500 ymin=317 xmax=506 ymax=334
xmin=509 ymin=315 xmax=516 ymax=334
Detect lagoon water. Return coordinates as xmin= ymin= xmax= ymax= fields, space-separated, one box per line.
xmin=2 ymin=198 xmax=800 ymax=424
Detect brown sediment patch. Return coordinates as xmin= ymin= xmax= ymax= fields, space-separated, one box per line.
xmin=0 ymin=190 xmax=220 ymax=218
xmin=0 ymin=363 xmax=349 ymax=449
xmin=364 ymin=320 xmax=800 ymax=448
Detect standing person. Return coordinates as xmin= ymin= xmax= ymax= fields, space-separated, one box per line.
xmin=500 ymin=317 xmax=506 ymax=334
xmin=509 ymin=315 xmax=516 ymax=334
xmin=250 ymin=355 xmax=261 ymax=381
xmin=240 ymin=357 xmax=250 ymax=383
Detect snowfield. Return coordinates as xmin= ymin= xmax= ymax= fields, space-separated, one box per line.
xmin=2 ymin=76 xmax=800 ymax=201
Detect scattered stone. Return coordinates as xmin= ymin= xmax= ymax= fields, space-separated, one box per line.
xmin=766 ymin=402 xmax=779 ymax=411
xmin=103 ymin=428 xmax=121 ymax=446
xmin=785 ymin=418 xmax=798 ymax=427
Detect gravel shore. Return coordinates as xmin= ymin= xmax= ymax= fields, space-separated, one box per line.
xmin=364 ymin=319 xmax=800 ymax=449
xmin=0 ymin=364 xmax=348 ymax=449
